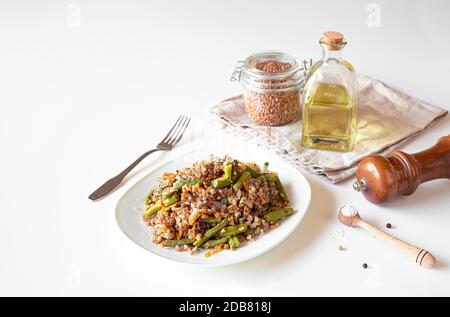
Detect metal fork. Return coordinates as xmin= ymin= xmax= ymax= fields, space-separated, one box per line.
xmin=88 ymin=115 xmax=191 ymax=201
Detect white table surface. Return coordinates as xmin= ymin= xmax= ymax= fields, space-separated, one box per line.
xmin=1 ymin=0 xmax=449 ymax=296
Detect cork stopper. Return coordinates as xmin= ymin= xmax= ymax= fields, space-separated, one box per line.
xmin=321 ymin=31 xmax=345 ymax=50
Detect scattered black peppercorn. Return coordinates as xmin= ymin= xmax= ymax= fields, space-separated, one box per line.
xmin=386 ymin=223 xmax=392 ymax=229
xmin=362 ymin=263 xmax=368 ymax=269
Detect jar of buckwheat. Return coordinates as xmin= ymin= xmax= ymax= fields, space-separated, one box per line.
xmin=231 ymin=51 xmax=306 ymax=126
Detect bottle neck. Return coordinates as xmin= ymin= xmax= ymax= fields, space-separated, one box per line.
xmin=321 ymin=45 xmax=343 ymax=63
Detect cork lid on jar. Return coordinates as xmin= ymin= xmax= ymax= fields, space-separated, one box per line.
xmin=320 ymin=31 xmax=347 ymax=50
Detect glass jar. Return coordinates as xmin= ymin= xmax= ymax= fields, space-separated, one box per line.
xmin=231 ymin=51 xmax=306 ymax=126
xmin=301 ymin=31 xmax=358 ymax=152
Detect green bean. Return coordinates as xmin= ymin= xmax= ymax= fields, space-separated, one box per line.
xmin=144 ymin=189 xmax=154 ymax=205
xmin=233 ymin=171 xmax=251 ymax=190
xmin=256 ymin=175 xmax=267 ymax=182
xmin=145 ymin=202 xmax=162 ymax=217
xmin=229 ymin=160 xmax=240 ymax=182
xmin=231 ymin=162 xmax=241 ymax=182
xmin=211 ymin=164 xmax=233 ymax=188
xmin=218 ymin=224 xmax=248 ymax=238
xmin=203 ymin=237 xmax=228 ymax=249
xmin=262 ymin=162 xmax=269 ymax=173
xmin=163 ymin=178 xmax=202 ymax=200
xmin=265 ymin=208 xmax=294 ymax=222
xmin=163 ymin=190 xmax=176 ymax=199
xmin=193 ymin=219 xmax=228 ymax=247
xmin=224 ymin=158 xmax=234 ymax=165
xmin=173 ymin=178 xmax=202 ymax=190
xmin=245 ymin=165 xmax=261 ymax=178
xmin=223 ymin=163 xmax=232 ymax=179
xmin=231 ymin=171 xmax=241 ymax=183
xmin=200 ymin=217 xmax=220 ymax=223
xmin=265 ymin=175 xmax=288 ymax=202
xmin=163 ymin=193 xmax=180 ymax=206
xmin=227 ymin=236 xmax=240 ymax=248
xmin=242 ymin=227 xmax=256 ymax=236
xmin=211 ymin=177 xmax=231 ymax=188
xmin=232 ymin=236 xmax=240 ymax=247
xmin=162 ymin=238 xmax=193 ymax=247
xmin=228 ymin=236 xmax=241 ymax=248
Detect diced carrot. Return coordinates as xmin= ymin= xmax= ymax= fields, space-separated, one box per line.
xmin=204 ymin=245 xmax=223 ymax=258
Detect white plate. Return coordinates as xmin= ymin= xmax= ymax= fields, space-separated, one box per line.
xmin=115 ymin=147 xmax=311 ymax=267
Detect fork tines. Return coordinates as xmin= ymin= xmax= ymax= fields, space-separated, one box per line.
xmin=160 ymin=115 xmax=191 ymax=147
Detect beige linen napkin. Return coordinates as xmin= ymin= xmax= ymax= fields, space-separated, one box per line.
xmin=210 ymin=75 xmax=448 ymax=183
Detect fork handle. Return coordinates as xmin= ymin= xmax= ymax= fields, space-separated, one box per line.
xmin=88 ymin=148 xmax=161 ymax=201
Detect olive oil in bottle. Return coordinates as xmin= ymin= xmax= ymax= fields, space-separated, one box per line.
xmin=301 ymin=31 xmax=357 ymax=152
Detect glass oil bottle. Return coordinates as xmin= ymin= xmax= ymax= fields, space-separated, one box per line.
xmin=301 ymin=31 xmax=358 ymax=152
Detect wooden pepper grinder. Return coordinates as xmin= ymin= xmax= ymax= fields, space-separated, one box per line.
xmin=353 ymin=135 xmax=450 ymax=204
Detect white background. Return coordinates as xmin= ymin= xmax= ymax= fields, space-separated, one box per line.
xmin=1 ymin=0 xmax=449 ymax=296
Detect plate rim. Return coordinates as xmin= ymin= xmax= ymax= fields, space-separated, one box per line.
xmin=115 ymin=148 xmax=311 ymax=267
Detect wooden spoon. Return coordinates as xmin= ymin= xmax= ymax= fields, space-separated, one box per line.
xmin=337 ymin=205 xmax=436 ymax=269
